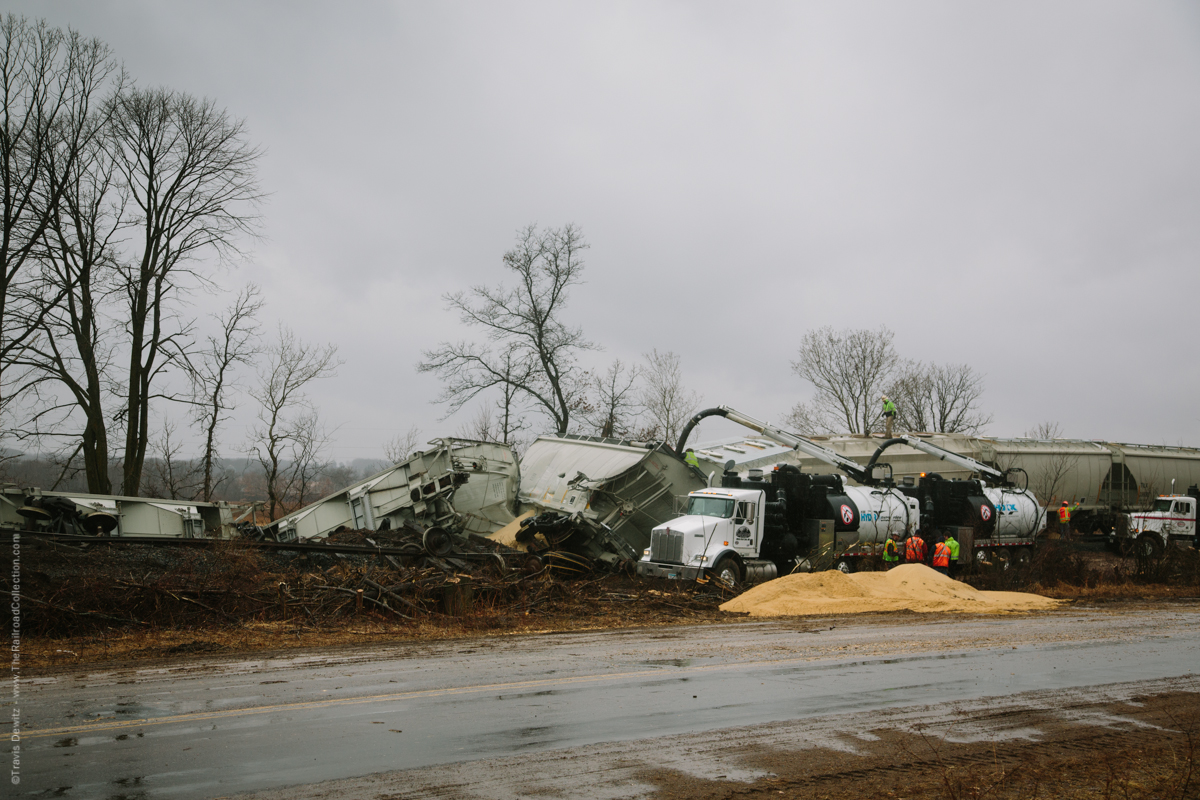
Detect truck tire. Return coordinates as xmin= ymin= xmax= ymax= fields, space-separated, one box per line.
xmin=835 ymin=557 xmax=854 ymax=574
xmin=1136 ymin=533 xmax=1163 ymax=559
xmin=1014 ymin=547 xmax=1032 ymax=567
xmin=711 ymin=556 xmax=742 ymax=589
xmin=993 ymin=549 xmax=1012 ymax=571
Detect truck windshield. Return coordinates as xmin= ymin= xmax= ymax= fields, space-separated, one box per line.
xmin=1152 ymin=499 xmax=1174 ymax=512
xmin=687 ymin=496 xmax=735 ymax=518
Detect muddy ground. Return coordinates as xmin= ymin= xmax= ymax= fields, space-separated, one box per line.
xmin=636 ymin=690 xmax=1200 ymax=800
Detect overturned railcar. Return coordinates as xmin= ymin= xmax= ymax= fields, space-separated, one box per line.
xmin=517 ymin=435 xmax=706 ymax=567
xmin=0 ymin=485 xmax=236 ymax=538
xmin=265 ymin=438 xmax=518 ymax=542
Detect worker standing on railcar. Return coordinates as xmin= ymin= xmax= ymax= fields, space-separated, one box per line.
xmin=881 ymin=395 xmax=897 ymax=438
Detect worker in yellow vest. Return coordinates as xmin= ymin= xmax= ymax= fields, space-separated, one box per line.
xmin=684 ymin=448 xmax=699 ymax=469
xmin=944 ymin=532 xmax=959 ymax=578
xmin=881 ymin=396 xmax=897 ymax=438
xmin=882 ymin=533 xmax=900 ymax=569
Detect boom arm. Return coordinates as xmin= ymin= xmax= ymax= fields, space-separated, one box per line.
xmin=675 ymin=406 xmax=872 ymax=484
xmin=865 ymin=436 xmax=1007 ymax=483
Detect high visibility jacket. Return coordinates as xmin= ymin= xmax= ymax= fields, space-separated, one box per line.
xmin=945 ymin=537 xmax=959 ymax=561
xmin=684 ymin=451 xmax=699 ymax=468
xmin=905 ymin=536 xmax=926 ymax=562
xmin=1058 ymin=506 xmax=1071 ymax=524
xmin=933 ymin=542 xmax=951 ymax=567
xmin=883 ymin=538 xmax=899 ymax=562
xmin=883 ymin=399 xmax=897 ymax=416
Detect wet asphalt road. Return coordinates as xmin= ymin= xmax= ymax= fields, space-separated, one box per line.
xmin=12 ymin=607 xmax=1200 ymax=799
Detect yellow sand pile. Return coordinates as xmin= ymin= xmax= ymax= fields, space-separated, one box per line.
xmin=721 ymin=563 xmax=1061 ymax=617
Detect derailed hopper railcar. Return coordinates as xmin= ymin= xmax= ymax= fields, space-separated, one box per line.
xmin=515 ymin=435 xmax=706 ymax=568
xmin=265 ymin=438 xmax=519 ymax=542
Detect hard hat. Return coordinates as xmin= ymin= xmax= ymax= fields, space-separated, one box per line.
xmin=1061 ymin=500 xmax=1067 ymax=505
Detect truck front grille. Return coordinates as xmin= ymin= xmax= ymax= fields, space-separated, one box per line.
xmin=649 ymin=529 xmax=684 ymax=564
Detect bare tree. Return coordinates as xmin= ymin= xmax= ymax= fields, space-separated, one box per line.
xmin=189 ymin=284 xmax=262 ymax=501
xmin=0 ymin=17 xmax=119 ymax=414
xmin=107 ymin=87 xmax=262 ymax=496
xmin=1030 ymin=451 xmax=1080 ymax=509
xmin=418 ymin=224 xmax=594 ymax=436
xmin=886 ymin=361 xmax=992 ymax=434
xmin=13 ymin=123 xmax=124 ymax=492
xmin=247 ymin=325 xmax=339 ymax=521
xmin=1026 ymin=420 xmax=1062 ymax=439
xmin=640 ymin=349 xmax=701 ymax=445
xmin=788 ymin=326 xmax=898 ymax=434
xmin=579 ymin=358 xmax=642 ymax=438
xmin=383 ymin=424 xmax=423 ymax=463
xmin=140 ymin=418 xmax=202 ymax=500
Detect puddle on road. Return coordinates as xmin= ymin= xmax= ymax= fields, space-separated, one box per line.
xmin=643 ymin=658 xmax=692 ymax=668
xmin=85 ymin=701 xmax=170 ymax=721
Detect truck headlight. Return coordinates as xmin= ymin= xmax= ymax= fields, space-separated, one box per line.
xmin=642 ymin=549 xmax=650 ymax=557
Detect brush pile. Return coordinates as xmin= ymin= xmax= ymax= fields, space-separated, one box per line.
xmin=12 ymin=533 xmax=731 ymax=638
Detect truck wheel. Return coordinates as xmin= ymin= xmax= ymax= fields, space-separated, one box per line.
xmin=1014 ymin=548 xmax=1032 ymax=567
xmin=835 ymin=558 xmax=854 ymax=574
xmin=1136 ymin=533 xmax=1163 ymax=559
xmin=711 ymin=556 xmax=742 ymax=588
xmin=993 ymin=549 xmax=1012 ymax=571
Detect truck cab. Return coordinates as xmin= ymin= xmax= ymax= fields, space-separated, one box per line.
xmin=1123 ymin=486 xmax=1199 ymax=555
xmin=637 ymin=488 xmax=768 ymax=586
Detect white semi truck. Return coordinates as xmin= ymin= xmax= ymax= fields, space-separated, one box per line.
xmin=637 ymin=407 xmax=1046 ymax=585
xmin=636 ymin=463 xmax=918 ymax=585
xmin=1112 ymin=484 xmax=1199 ymax=556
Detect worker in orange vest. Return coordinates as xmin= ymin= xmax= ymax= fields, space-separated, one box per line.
xmin=1057 ymin=501 xmax=1072 ymax=541
xmin=933 ymin=537 xmax=951 ymax=576
xmin=905 ymin=531 xmax=926 ymax=564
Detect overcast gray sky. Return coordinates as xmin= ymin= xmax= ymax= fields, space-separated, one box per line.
xmin=12 ymin=1 xmax=1200 ymax=460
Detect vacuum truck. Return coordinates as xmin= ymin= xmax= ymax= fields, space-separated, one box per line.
xmin=637 ymin=407 xmax=1045 ymax=585
xmin=636 ymin=462 xmax=919 ymax=585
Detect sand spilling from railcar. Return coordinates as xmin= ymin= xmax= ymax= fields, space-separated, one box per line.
xmin=721 ymin=563 xmax=1061 ymax=617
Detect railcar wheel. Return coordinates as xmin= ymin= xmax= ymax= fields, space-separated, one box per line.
xmin=711 ymin=556 xmax=742 ymax=589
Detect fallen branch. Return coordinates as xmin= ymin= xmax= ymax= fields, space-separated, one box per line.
xmin=1 ymin=590 xmax=147 ymax=626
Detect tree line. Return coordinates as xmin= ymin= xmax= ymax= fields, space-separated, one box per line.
xmin=419 ymin=224 xmax=992 ymax=454
xmin=0 ymin=15 xmax=341 ymax=516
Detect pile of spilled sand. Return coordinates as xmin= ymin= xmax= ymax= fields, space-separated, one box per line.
xmin=721 ymin=563 xmax=1061 ymax=617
